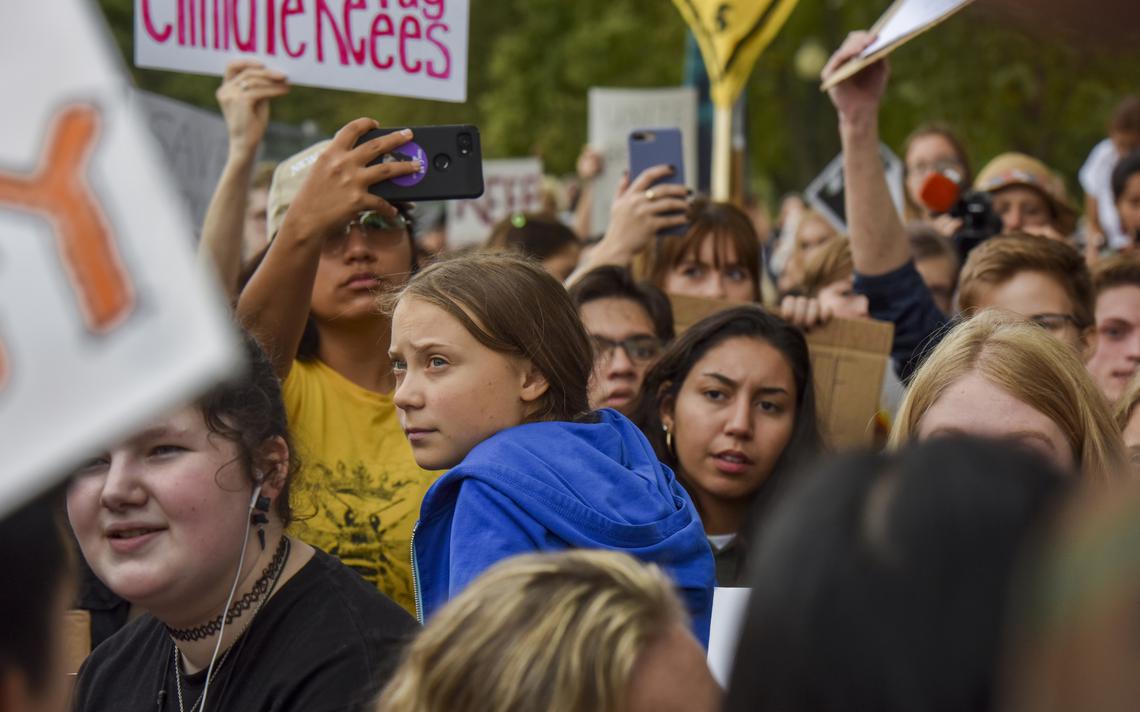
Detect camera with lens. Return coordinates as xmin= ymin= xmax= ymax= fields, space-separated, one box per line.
xmin=919 ymin=171 xmax=1004 ymax=263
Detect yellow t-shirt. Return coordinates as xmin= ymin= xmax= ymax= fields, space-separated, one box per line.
xmin=284 ymin=359 xmax=439 ymax=615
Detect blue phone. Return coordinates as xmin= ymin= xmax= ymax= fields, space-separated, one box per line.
xmin=628 ymin=128 xmax=687 ymax=236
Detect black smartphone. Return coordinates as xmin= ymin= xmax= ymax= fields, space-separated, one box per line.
xmin=355 ymin=125 xmax=484 ymax=201
xmin=628 ymin=128 xmax=687 ymax=236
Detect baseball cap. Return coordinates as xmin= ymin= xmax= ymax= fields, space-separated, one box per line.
xmin=265 ymin=140 xmax=331 ymax=243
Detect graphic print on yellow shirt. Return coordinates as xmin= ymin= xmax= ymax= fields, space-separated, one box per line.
xmin=283 ymin=359 xmax=439 ymax=614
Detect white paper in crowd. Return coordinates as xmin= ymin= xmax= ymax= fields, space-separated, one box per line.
xmin=587 ymin=87 xmax=698 ymax=237
xmin=134 ymin=0 xmax=469 ymax=103
xmin=707 ymin=587 xmax=751 ymax=688
xmin=446 ymin=158 xmax=544 ymax=248
xmin=803 ymin=144 xmax=904 ymax=234
xmin=131 ymin=90 xmax=230 ymax=231
xmin=861 ymin=0 xmax=974 ymax=58
xmin=0 ymin=0 xmax=240 ymax=517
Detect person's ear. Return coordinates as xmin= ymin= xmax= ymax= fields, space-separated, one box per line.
xmin=518 ymin=361 xmax=551 ymax=406
xmin=253 ymin=436 xmax=290 ymax=500
xmin=658 ymin=382 xmax=676 ymax=432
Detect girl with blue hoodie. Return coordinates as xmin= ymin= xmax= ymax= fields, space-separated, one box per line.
xmin=387 ymin=253 xmax=715 ymax=645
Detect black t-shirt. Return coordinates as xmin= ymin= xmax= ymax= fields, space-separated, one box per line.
xmin=73 ymin=549 xmax=417 ymax=712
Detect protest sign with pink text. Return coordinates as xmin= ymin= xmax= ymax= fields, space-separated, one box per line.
xmin=134 ymin=0 xmax=469 ymax=102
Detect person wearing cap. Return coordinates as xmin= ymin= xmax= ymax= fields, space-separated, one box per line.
xmin=236 ymin=119 xmax=439 ymax=617
xmin=820 ymin=32 xmax=1097 ymax=380
xmin=974 ymin=152 xmax=1078 ymax=240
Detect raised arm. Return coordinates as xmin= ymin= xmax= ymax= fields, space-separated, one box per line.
xmin=822 ymin=33 xmax=909 ymax=276
xmin=197 ymin=61 xmax=289 ymax=300
xmin=236 ymin=119 xmax=420 ymax=378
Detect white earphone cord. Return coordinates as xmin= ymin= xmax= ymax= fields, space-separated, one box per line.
xmin=197 ymin=485 xmax=262 ymax=712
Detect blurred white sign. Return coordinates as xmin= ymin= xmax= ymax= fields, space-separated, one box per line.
xmin=708 ymin=587 xmax=751 ymax=688
xmin=0 ymin=0 xmax=240 ymax=516
xmin=587 ymin=87 xmax=698 ymax=237
xmin=446 ymin=158 xmax=544 ymax=248
xmin=803 ymin=144 xmax=904 ymax=234
xmin=134 ymin=0 xmax=470 ymax=102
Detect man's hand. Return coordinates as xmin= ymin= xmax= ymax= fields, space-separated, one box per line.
xmin=822 ymin=32 xmax=889 ymax=125
xmin=216 ymin=60 xmax=289 ymax=158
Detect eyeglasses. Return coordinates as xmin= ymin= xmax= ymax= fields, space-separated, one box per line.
xmin=590 ymin=335 xmax=662 ymax=363
xmin=1028 ymin=313 xmax=1083 ymax=332
xmin=907 ymin=159 xmax=963 ymax=178
xmin=345 ymin=210 xmax=408 ymax=235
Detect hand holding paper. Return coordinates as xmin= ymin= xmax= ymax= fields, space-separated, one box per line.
xmin=821 ymin=32 xmax=889 ymax=123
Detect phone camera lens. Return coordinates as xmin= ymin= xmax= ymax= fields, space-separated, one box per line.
xmin=457 ymin=133 xmax=473 ymax=156
xmin=433 ymin=153 xmax=452 ymax=171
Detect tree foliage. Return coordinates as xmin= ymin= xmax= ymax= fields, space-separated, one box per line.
xmin=96 ymin=0 xmax=1138 ymax=204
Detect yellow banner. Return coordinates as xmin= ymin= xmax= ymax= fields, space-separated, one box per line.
xmin=673 ymin=0 xmax=801 ymax=107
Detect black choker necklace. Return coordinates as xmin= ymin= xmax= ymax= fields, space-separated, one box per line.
xmin=166 ymin=537 xmax=289 ymax=642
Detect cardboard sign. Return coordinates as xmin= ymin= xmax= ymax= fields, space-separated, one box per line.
xmin=134 ymin=0 xmax=469 ymax=102
xmin=0 ymin=0 xmax=240 ymax=516
xmin=587 ymin=87 xmax=698 ymax=238
xmin=708 ymin=587 xmax=751 ymax=687
xmin=132 ymin=90 xmax=230 ymax=231
xmin=803 ymin=144 xmax=905 ymax=234
xmin=821 ymin=0 xmax=975 ymax=91
xmin=670 ymin=295 xmax=894 ymax=448
xmin=445 ymin=158 xmax=544 ymax=248
xmin=672 ymin=0 xmax=802 ymax=107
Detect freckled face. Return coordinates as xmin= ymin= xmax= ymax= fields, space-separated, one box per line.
xmin=390 ymin=298 xmax=543 ymax=470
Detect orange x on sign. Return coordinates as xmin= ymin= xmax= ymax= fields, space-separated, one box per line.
xmin=0 ymin=104 xmax=135 ymax=388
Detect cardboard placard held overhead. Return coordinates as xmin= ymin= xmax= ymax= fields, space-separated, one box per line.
xmin=821 ymin=0 xmax=975 ymax=91
xmin=0 ymin=0 xmax=240 ymax=517
xmin=134 ymin=0 xmax=470 ymax=102
xmin=670 ymin=295 xmax=894 ymax=448
xmin=446 ymin=158 xmax=544 ymax=248
xmin=587 ymin=87 xmax=698 ymax=237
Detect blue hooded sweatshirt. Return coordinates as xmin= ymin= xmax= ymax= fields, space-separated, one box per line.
xmin=411 ymin=408 xmax=715 ymax=646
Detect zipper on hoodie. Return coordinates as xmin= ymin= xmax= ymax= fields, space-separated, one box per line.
xmin=410 ymin=520 xmax=424 ymax=623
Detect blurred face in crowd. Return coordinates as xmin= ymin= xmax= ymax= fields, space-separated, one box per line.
xmin=661 ymin=337 xmax=796 ymax=533
xmin=625 ymin=623 xmax=722 ymax=712
xmin=1111 ymin=129 xmax=1140 ymax=158
xmin=580 ymin=297 xmax=661 ymax=416
xmin=542 ymin=242 xmax=582 ymax=283
xmin=664 ymin=235 xmax=756 ymax=303
xmin=992 ymin=186 xmax=1052 ymax=233
xmin=391 ymin=297 xmax=547 ymax=470
xmin=906 ymin=133 xmax=964 ymax=213
xmin=1086 ymin=285 xmax=1140 ymax=402
xmin=1116 ymin=172 xmax=1140 ymax=238
xmin=66 ymin=407 xmax=260 ymax=618
xmin=817 ymin=274 xmax=869 ymax=320
xmin=797 ymin=214 xmax=838 ymax=265
xmin=243 ymin=185 xmax=269 ymax=259
xmin=310 ymin=212 xmax=413 ymax=324
xmin=916 ymin=371 xmax=1075 ymax=472
xmin=915 ymin=254 xmax=959 ymax=314
xmin=970 ymin=270 xmax=1086 ymax=353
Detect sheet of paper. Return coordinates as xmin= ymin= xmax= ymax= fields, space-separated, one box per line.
xmin=707 ymin=587 xmax=752 ymax=688
xmin=862 ymin=0 xmax=973 ymax=57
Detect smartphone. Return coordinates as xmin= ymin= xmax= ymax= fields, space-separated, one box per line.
xmin=355 ymin=125 xmax=484 ymax=202
xmin=628 ymin=128 xmax=686 ymax=236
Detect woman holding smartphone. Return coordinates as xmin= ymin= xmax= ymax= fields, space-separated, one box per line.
xmin=387 ymin=253 xmax=715 ymax=644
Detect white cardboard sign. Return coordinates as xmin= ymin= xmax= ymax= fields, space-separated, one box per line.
xmin=587 ymin=87 xmax=698 ymax=237
xmin=0 ymin=0 xmax=240 ymax=516
xmin=446 ymin=158 xmax=544 ymax=248
xmin=132 ymin=90 xmax=230 ymax=231
xmin=708 ymin=587 xmax=751 ymax=688
xmin=134 ymin=0 xmax=469 ymax=103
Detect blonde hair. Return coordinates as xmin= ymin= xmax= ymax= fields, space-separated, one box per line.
xmin=889 ymin=310 xmax=1125 ymax=484
xmin=1114 ymin=369 xmax=1140 ymax=431
xmin=375 ymin=550 xmax=688 ymax=712
xmin=800 ymin=237 xmax=853 ymax=297
xmin=957 ymin=234 xmax=1093 ymax=328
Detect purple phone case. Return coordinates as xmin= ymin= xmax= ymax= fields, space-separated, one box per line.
xmin=628 ymin=128 xmax=686 ymax=236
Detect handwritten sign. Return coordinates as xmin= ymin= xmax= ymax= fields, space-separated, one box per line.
xmin=446 ymin=158 xmax=544 ymax=248
xmin=134 ymin=0 xmax=469 ymax=102
xmin=587 ymin=87 xmax=698 ymax=237
xmin=0 ymin=0 xmax=239 ymax=516
xmin=672 ymin=0 xmax=801 ymax=107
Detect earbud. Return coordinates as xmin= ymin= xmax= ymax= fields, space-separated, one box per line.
xmin=250 ymin=481 xmax=271 ymax=550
